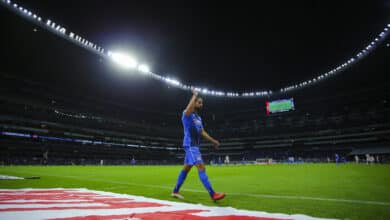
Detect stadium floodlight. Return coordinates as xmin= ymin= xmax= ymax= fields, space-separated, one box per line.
xmin=110 ymin=52 xmax=138 ymax=69
xmin=165 ymin=77 xmax=181 ymax=86
xmin=138 ymin=64 xmax=150 ymax=73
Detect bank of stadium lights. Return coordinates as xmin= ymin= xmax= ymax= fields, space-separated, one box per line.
xmin=1 ymin=0 xmax=389 ymax=98
xmin=107 ymin=51 xmax=152 ymax=74
xmin=108 ymin=52 xmax=138 ymax=69
xmin=163 ymin=77 xmax=182 ymax=87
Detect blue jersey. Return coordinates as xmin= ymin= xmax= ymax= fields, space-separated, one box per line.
xmin=182 ymin=111 xmax=203 ymax=147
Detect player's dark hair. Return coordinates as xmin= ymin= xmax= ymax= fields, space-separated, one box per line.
xmin=195 ymin=96 xmax=203 ymax=101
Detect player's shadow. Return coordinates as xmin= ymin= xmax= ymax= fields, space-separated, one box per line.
xmin=170 ymin=193 xmax=229 ymax=207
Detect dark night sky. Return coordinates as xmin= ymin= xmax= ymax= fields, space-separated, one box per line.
xmin=0 ymin=0 xmax=389 ymax=111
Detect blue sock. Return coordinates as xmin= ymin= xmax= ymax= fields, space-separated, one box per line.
xmin=173 ymin=170 xmax=188 ymax=193
xmin=198 ymin=170 xmax=215 ymax=197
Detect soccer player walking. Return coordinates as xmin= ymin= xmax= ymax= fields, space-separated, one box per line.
xmin=172 ymin=90 xmax=225 ymax=201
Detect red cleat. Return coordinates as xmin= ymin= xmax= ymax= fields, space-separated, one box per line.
xmin=211 ymin=192 xmax=225 ymax=201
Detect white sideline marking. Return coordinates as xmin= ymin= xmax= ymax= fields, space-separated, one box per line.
xmin=226 ymin=193 xmax=390 ymax=206
xmin=6 ymin=170 xmax=390 ymax=206
xmin=0 ymin=175 xmax=23 ymax=180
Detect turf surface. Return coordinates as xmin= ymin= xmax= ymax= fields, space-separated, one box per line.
xmin=0 ymin=164 xmax=389 ymax=220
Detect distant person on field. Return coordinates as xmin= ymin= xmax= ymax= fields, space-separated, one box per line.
xmin=42 ymin=150 xmax=49 ymax=165
xmin=365 ymin=154 xmax=370 ymax=164
xmin=218 ymin=156 xmax=222 ymax=165
xmin=131 ymin=157 xmax=136 ymax=165
xmin=354 ymin=155 xmax=359 ymax=164
xmin=224 ymin=155 xmax=230 ymax=165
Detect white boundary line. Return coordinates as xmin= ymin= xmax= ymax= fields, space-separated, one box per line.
xmin=0 ymin=175 xmax=24 ymax=180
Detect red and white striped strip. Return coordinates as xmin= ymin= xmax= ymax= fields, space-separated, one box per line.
xmin=0 ymin=189 xmax=336 ymax=220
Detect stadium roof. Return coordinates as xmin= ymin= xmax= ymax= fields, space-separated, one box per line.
xmin=0 ymin=0 xmax=389 ymax=109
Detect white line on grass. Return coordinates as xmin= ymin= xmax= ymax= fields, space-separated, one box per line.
xmin=6 ymin=170 xmax=390 ymax=207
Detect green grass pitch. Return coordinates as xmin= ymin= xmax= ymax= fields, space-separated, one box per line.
xmin=1 ymin=164 xmax=389 ymax=220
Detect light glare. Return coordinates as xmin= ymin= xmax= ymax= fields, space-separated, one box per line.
xmin=138 ymin=64 xmax=150 ymax=73
xmin=111 ymin=52 xmax=137 ymax=69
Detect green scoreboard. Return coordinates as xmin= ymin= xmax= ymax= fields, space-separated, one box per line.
xmin=266 ymin=98 xmax=295 ymax=114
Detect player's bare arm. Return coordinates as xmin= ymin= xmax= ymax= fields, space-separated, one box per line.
xmin=201 ymin=128 xmax=220 ymax=149
xmin=184 ymin=90 xmax=199 ymax=116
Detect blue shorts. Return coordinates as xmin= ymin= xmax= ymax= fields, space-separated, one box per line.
xmin=184 ymin=146 xmax=203 ymax=165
